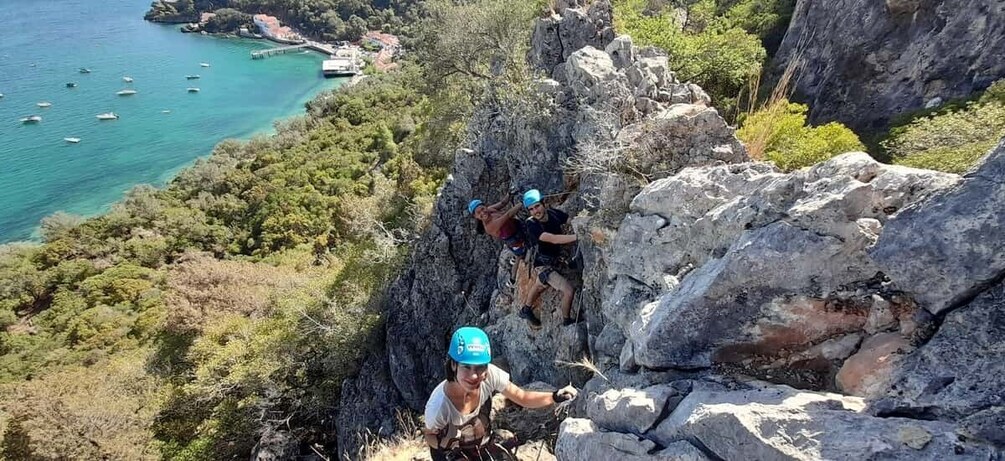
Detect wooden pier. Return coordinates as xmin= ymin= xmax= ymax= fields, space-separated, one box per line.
xmin=251 ymin=41 xmax=338 ymax=59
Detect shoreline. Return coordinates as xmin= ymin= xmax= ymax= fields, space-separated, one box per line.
xmin=0 ymin=32 xmax=345 ymax=245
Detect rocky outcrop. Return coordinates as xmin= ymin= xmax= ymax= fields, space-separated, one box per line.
xmin=870 ymin=139 xmax=1005 ymax=315
xmin=556 ymin=418 xmax=708 ymax=461
xmin=871 ymin=281 xmax=1005 ymax=447
xmin=336 ymin=28 xmax=728 ymax=457
xmin=529 ymin=1 xmax=615 ymax=76
xmin=607 ymin=154 xmax=957 ymax=389
xmin=340 ymin=0 xmax=1005 ymax=456
xmin=773 ymin=0 xmax=1005 ymax=132
xmin=559 ymin=380 xmax=1000 ymax=460
xmin=555 ymin=139 xmax=1005 ymax=458
xmin=650 ymin=384 xmax=997 ymax=460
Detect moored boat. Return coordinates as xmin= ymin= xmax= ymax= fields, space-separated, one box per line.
xmin=185 ymin=75 xmax=200 ymax=80
xmin=64 ymin=137 xmax=81 ymax=143
xmin=79 ymin=68 xmax=91 ymax=74
xmin=199 ymin=62 xmax=211 ymax=67
xmin=122 ymin=76 xmax=133 ymax=83
xmin=37 ymin=101 xmax=52 ymax=108
xmin=66 ymin=82 xmax=77 ymax=88
xmin=116 ymin=89 xmax=138 ymax=96
xmin=187 ymin=87 xmax=200 ymax=93
xmin=20 ymin=115 xmax=42 ymax=123
xmin=96 ymin=112 xmax=118 ymax=120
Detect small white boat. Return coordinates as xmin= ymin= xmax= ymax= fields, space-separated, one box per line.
xmin=161 ymin=110 xmax=171 ymax=114
xmin=64 ymin=137 xmax=81 ymax=143
xmin=122 ymin=76 xmax=133 ymax=83
xmin=185 ymin=75 xmax=200 ymax=80
xmin=187 ymin=87 xmax=200 ymax=93
xmin=37 ymin=101 xmax=52 ymax=108
xmin=199 ymin=62 xmax=211 ymax=67
xmin=79 ymin=68 xmax=91 ymax=74
xmin=0 ymin=93 xmax=5 ymax=98
xmin=96 ymin=112 xmax=118 ymax=120
xmin=116 ymin=89 xmax=137 ymax=96
xmin=21 ymin=115 xmax=42 ymax=123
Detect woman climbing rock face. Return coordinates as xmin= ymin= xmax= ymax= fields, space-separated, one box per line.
xmin=423 ymin=327 xmax=578 ymax=460
xmin=468 ymin=196 xmax=527 ymax=257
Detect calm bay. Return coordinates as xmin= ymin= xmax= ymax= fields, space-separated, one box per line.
xmin=0 ymin=0 xmax=343 ymax=242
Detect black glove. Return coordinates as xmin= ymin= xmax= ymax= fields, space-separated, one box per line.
xmin=552 ymin=385 xmax=579 ymax=403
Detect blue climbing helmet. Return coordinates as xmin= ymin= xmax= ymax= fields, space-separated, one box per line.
xmin=448 ymin=327 xmax=492 ymax=365
xmin=522 ymin=189 xmax=542 ymax=208
xmin=467 ymin=199 xmax=483 ymax=215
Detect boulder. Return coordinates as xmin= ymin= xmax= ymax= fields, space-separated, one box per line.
xmin=871 ymin=139 xmax=1005 ymax=315
xmin=870 ymin=282 xmax=1005 ymax=434
xmin=529 ymin=1 xmax=615 ymax=75
xmin=836 ymin=332 xmax=912 ymax=397
xmin=556 ymin=418 xmax=708 ymax=461
xmin=605 ymin=35 xmax=635 ymax=69
xmin=585 ymin=384 xmax=687 ymax=435
xmin=650 ymin=384 xmax=997 ymax=460
xmin=613 ymin=154 xmax=957 ymax=388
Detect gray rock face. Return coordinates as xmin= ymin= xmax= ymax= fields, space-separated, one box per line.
xmin=614 ymin=154 xmax=957 ymax=387
xmin=871 ymin=281 xmax=1005 ymax=446
xmin=649 ymin=384 xmax=997 ymax=460
xmin=871 ymin=139 xmax=1005 ymax=315
xmin=773 ymin=0 xmax=1005 ymax=132
xmin=337 ymin=17 xmax=734 ymax=456
xmin=529 ymin=1 xmax=615 ymax=76
xmin=556 ymin=418 xmax=708 ymax=461
xmin=585 ymin=384 xmax=686 ymax=435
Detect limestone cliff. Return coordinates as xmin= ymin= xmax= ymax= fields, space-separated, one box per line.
xmin=337 ymin=1 xmax=1005 ymax=459
xmin=772 ymin=0 xmax=1005 ymax=132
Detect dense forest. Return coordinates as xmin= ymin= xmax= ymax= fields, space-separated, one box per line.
xmin=3 ymin=0 xmax=1004 ymax=459
xmin=146 ymin=0 xmax=425 ymax=41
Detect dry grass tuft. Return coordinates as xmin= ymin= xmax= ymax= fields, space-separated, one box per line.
xmin=356 ymin=411 xmax=427 ymax=461
xmin=741 ymin=55 xmax=802 ymax=160
xmin=555 ymin=356 xmax=609 ymax=382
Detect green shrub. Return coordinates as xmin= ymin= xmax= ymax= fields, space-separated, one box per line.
xmin=884 ymin=86 xmax=1005 ymax=174
xmin=737 ymin=99 xmax=865 ymax=171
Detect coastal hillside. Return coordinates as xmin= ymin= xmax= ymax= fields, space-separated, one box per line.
xmin=2 ymin=0 xmax=1004 ymax=460
xmin=342 ymin=0 xmax=1005 ymax=460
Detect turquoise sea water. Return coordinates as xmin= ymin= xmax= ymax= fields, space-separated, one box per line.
xmin=0 ymin=0 xmax=344 ymax=243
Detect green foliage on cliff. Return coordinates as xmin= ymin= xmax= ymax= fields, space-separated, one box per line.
xmin=1 ymin=0 xmax=541 ymax=455
xmin=0 ymin=66 xmax=445 ymax=458
xmin=883 ymin=80 xmax=1005 ymax=174
xmin=612 ymin=0 xmax=794 ymax=118
xmin=737 ymin=99 xmax=865 ymax=171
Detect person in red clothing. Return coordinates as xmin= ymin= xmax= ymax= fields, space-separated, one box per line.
xmin=468 ymin=195 xmax=527 ymax=257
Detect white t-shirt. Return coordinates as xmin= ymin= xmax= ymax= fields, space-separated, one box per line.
xmin=424 ymin=364 xmax=511 ymax=448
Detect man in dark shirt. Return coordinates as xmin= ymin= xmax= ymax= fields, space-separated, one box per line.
xmin=519 ymin=189 xmax=579 ymax=328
